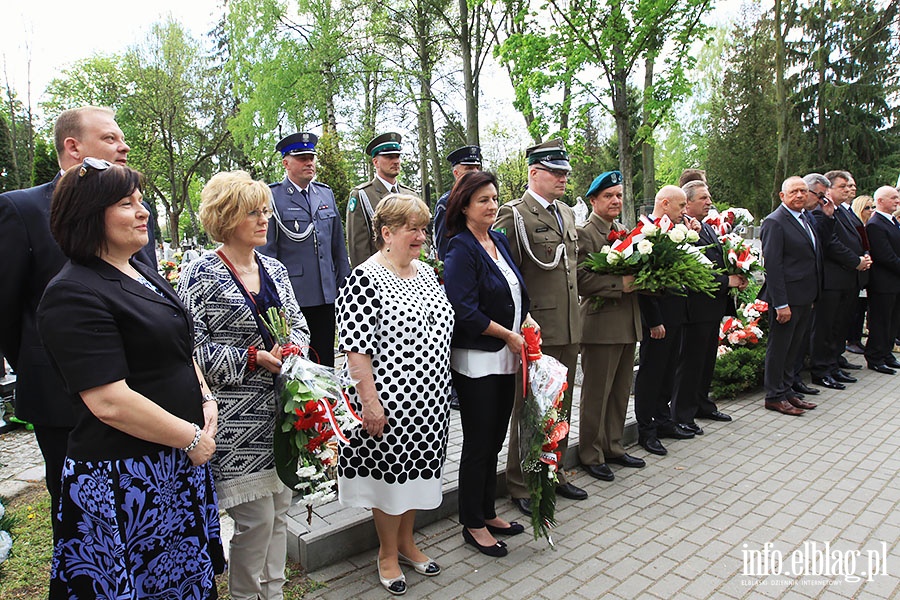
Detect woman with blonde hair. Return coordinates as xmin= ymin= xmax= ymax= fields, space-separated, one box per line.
xmin=336 ymin=194 xmax=454 ymax=595
xmin=178 ymin=170 xmax=310 ymax=600
xmin=845 ymin=195 xmax=876 ymax=355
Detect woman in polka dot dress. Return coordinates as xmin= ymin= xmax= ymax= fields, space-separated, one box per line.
xmin=336 ymin=194 xmax=454 ymax=596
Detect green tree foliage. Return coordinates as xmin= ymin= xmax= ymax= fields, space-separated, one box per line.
xmin=30 ymin=138 xmax=59 ymax=186
xmin=0 ymin=115 xmax=15 ymax=193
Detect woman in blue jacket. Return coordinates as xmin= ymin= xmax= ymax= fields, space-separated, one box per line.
xmin=443 ymin=171 xmax=538 ymax=557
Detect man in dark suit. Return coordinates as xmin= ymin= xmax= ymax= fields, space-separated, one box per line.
xmin=863 ymin=186 xmax=900 ymax=374
xmin=0 ymin=106 xmax=156 ymax=538
xmin=759 ymin=176 xmax=835 ymax=416
xmin=494 ymin=138 xmax=587 ymax=514
xmin=577 ymin=170 xmax=645 ymax=482
xmin=671 ymin=181 xmax=745 ymax=433
xmin=261 ymin=132 xmax=350 ymax=368
xmin=808 ymin=172 xmax=871 ymax=389
xmin=346 ymin=132 xmax=417 ymax=267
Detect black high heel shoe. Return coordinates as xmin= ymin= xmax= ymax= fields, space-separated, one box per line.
xmin=486 ymin=521 xmax=525 ymax=536
xmin=462 ymin=528 xmax=508 ymax=557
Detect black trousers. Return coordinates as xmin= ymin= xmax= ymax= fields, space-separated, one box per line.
xmin=765 ymin=304 xmax=812 ymax=402
xmin=299 ymin=303 xmax=336 ymax=368
xmin=634 ymin=321 xmax=683 ymax=440
xmin=810 ymin=287 xmax=857 ymax=378
xmin=453 ymin=371 xmax=514 ymax=529
xmin=864 ymin=292 xmax=900 ymax=365
xmin=672 ymin=320 xmax=719 ymax=424
xmin=33 ymin=424 xmax=71 ymax=544
xmin=846 ymin=296 xmax=867 ymax=345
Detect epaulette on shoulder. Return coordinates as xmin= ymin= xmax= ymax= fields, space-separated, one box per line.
xmin=311 ymin=180 xmax=332 ymax=190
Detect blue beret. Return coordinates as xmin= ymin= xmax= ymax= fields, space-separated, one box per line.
xmin=585 ymin=171 xmax=623 ymax=198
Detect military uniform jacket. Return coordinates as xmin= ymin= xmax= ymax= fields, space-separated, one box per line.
xmin=576 ymin=212 xmax=641 ymax=345
xmin=346 ymin=178 xmax=416 ymax=267
xmin=261 ymin=178 xmax=351 ymax=307
xmin=494 ymin=191 xmax=581 ymax=346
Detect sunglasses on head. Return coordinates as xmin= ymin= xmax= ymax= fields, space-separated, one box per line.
xmin=78 ymin=157 xmax=112 ymax=178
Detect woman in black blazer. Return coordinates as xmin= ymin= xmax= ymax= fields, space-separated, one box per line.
xmin=37 ymin=160 xmax=224 ymax=599
xmin=443 ymin=171 xmax=538 ymax=557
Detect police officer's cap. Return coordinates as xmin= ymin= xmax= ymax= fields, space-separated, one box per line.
xmin=276 ymin=132 xmax=318 ymax=156
xmin=446 ymin=146 xmax=482 ymax=166
xmin=366 ymin=132 xmax=403 ymax=157
xmin=526 ymin=138 xmax=571 ymax=172
xmin=585 ymin=171 xmax=623 ymax=198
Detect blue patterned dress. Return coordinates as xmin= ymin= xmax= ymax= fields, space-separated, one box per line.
xmin=38 ymin=258 xmax=226 ymax=599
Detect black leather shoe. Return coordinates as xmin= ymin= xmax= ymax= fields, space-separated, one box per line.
xmin=511 ymin=497 xmax=532 ymax=515
xmin=831 ymin=370 xmax=857 ymax=383
xmin=639 ymin=437 xmax=668 ymax=455
xmin=791 ymin=382 xmax=820 ymax=395
xmin=868 ymin=363 xmax=896 ymax=375
xmin=584 ymin=463 xmax=614 ymax=481
xmin=885 ymin=357 xmax=900 ymax=369
xmin=812 ymin=376 xmax=846 ymax=390
xmin=486 ymin=521 xmax=525 ymax=536
xmin=462 ymin=528 xmax=508 ymax=557
xmin=657 ymin=424 xmax=695 ymax=439
xmin=680 ymin=422 xmax=704 ymax=435
xmin=846 ymin=343 xmax=866 ymax=354
xmin=607 ymin=453 xmax=646 ymax=468
xmin=556 ymin=482 xmax=588 ymax=500
xmin=792 ymin=391 xmax=805 ymax=399
xmin=697 ymin=410 xmax=732 ymax=422
xmin=837 ymin=356 xmax=862 ymax=369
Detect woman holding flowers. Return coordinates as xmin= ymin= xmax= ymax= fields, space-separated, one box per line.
xmin=37 ymin=160 xmax=224 ymax=599
xmin=443 ymin=171 xmax=537 ymax=557
xmin=178 ymin=171 xmax=309 ymax=600
xmin=336 ymin=194 xmax=454 ymax=595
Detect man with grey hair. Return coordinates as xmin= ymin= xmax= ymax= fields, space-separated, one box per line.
xmin=671 ymin=180 xmax=745 ymax=433
xmin=807 ymin=171 xmax=871 ymax=390
xmin=759 ymin=176 xmax=834 ymax=415
xmin=863 ymin=185 xmax=900 ymax=373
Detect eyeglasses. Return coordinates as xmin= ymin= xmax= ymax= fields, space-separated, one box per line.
xmin=535 ymin=167 xmax=570 ymax=179
xmin=79 ymin=157 xmax=112 ymax=178
xmin=247 ymin=208 xmax=274 ymax=219
xmin=864 ymin=205 xmax=876 ymax=210
xmin=807 ymin=189 xmax=827 ymax=200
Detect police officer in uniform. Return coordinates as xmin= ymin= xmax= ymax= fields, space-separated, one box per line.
xmin=432 ymin=145 xmax=483 ymax=260
xmin=494 ymin=138 xmax=587 ymax=515
xmin=346 ymin=132 xmax=417 ymax=267
xmin=261 ymin=132 xmax=350 ymax=367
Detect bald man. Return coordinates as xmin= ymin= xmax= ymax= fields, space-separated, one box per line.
xmin=633 ymin=186 xmax=696 ymax=456
xmin=864 ymin=186 xmax=900 ymax=374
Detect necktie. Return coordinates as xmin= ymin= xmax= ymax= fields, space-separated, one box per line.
xmin=391 ymin=185 xmax=398 ymax=194
xmin=547 ymin=203 xmax=563 ymax=231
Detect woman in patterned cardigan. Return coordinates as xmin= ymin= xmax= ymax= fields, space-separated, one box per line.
xmin=178 ymin=171 xmax=310 ymax=600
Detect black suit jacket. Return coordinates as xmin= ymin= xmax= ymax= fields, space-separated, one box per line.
xmin=866 ymin=212 xmax=900 ymax=294
xmin=0 ymin=177 xmax=157 ymax=426
xmin=759 ymin=204 xmax=830 ymax=308
xmin=685 ymin=222 xmax=735 ymax=323
xmin=444 ymin=228 xmax=530 ymax=352
xmin=812 ymin=204 xmax=865 ymax=290
xmin=37 ymin=257 xmax=202 ymax=461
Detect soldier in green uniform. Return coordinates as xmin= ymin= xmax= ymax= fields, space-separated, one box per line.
xmin=346 ymin=132 xmax=417 ymax=267
xmin=493 ymin=138 xmax=587 ymax=516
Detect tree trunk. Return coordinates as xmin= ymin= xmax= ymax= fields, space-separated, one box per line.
xmin=642 ymin=54 xmax=657 ymax=201
xmin=773 ymin=0 xmax=791 ymax=209
xmin=612 ymin=67 xmax=636 ymax=227
xmin=459 ymin=0 xmax=479 ymax=145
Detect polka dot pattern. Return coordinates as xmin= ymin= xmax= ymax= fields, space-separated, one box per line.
xmin=335 ymin=260 xmax=454 ymax=513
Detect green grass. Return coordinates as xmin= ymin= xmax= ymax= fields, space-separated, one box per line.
xmin=0 ymin=485 xmax=324 ymax=598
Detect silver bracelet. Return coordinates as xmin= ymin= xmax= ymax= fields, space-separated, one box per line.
xmin=182 ymin=423 xmax=202 ymax=453
xmin=202 ymin=392 xmax=217 ymax=404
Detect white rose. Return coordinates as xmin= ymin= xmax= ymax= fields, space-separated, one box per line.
xmin=637 ymin=239 xmax=654 ymax=255
xmin=607 ymin=250 xmax=621 ymax=264
xmin=0 ymin=530 xmax=12 ymax=564
xmin=674 ymin=223 xmax=690 ymax=234
xmin=686 ymin=230 xmax=700 ymax=242
xmin=600 ymin=244 xmax=612 ymax=253
xmin=642 ymin=224 xmax=659 ymax=237
xmin=668 ymin=228 xmax=686 ymax=243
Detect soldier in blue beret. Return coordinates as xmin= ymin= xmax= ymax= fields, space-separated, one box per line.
xmin=260 ymin=132 xmax=350 ymax=367
xmin=346 ymin=132 xmax=417 ymax=267
xmin=432 ymin=145 xmax=483 ymax=260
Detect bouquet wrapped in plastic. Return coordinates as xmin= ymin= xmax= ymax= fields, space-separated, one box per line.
xmin=264 ymin=308 xmax=362 ymax=523
xmin=518 ymin=324 xmax=569 ymax=545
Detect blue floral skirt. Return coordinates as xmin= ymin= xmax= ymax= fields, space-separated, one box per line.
xmin=49 ymin=447 xmax=226 ymax=599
